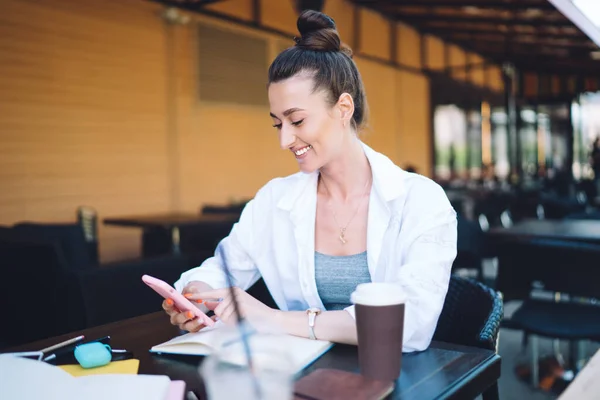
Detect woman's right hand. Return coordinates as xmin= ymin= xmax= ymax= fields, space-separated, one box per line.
xmin=162 ymin=281 xmax=215 ymax=333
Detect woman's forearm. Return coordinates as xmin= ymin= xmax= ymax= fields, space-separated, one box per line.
xmin=273 ymin=309 xmax=358 ymax=345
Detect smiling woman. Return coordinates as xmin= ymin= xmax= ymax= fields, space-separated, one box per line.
xmin=163 ymin=10 xmax=458 ymax=351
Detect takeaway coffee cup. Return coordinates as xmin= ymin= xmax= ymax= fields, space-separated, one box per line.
xmin=351 ymin=282 xmax=406 ymax=382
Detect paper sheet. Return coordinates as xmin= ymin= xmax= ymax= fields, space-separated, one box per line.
xmin=59 ymin=359 xmax=140 ymax=377
xmin=558 ymin=349 xmax=600 ymax=400
xmin=0 ymin=356 xmax=170 ymax=400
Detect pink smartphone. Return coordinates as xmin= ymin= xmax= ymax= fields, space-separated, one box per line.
xmin=142 ymin=274 xmax=215 ymax=327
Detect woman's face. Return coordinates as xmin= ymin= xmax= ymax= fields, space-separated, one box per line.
xmin=268 ymin=74 xmax=346 ymax=173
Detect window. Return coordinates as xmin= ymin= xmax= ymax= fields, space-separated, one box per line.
xmin=573 ymin=92 xmax=600 ymax=179
xmin=198 ymin=23 xmax=269 ymax=106
xmin=434 ymin=105 xmax=468 ymax=180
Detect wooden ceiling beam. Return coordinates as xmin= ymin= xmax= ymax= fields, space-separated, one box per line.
xmin=443 ymin=33 xmax=595 ymax=48
xmin=151 ymin=0 xmax=223 ymax=8
xmin=392 ymin=13 xmax=573 ymax=27
xmin=421 ymin=26 xmax=586 ymax=39
xmin=353 ymin=0 xmax=554 ymax=10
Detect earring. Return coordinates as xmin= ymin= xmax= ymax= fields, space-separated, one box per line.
xmin=343 ymin=119 xmax=347 ymax=128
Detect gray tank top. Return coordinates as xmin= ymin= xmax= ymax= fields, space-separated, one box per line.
xmin=314 ymin=251 xmax=371 ymax=311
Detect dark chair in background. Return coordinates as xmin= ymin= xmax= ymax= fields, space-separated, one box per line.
xmin=0 ymin=233 xmax=70 ymax=347
xmin=473 ymin=192 xmax=514 ymax=232
xmin=496 ymin=239 xmax=600 ymax=387
xmin=433 ymin=275 xmax=503 ymax=399
xmin=0 ymin=225 xmax=208 ymax=348
xmin=539 ymin=195 xmax=586 ymax=220
xmin=12 ymin=222 xmax=95 ymax=270
xmin=66 ymin=254 xmax=201 ymax=328
xmin=453 ymin=214 xmax=486 ymax=281
xmin=509 ymin=191 xmax=545 ymax=222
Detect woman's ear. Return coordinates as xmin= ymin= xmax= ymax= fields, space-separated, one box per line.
xmin=337 ymin=93 xmax=355 ymax=126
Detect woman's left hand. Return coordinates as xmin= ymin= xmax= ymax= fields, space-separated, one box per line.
xmin=185 ymin=287 xmax=278 ymax=326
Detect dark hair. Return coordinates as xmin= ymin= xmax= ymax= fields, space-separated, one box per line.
xmin=268 ymin=10 xmax=367 ymax=130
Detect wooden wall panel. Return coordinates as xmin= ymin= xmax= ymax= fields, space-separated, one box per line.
xmin=397 ymin=23 xmax=421 ymax=69
xmin=397 ymin=71 xmax=432 ymax=176
xmin=470 ymin=54 xmax=486 ymax=87
xmin=359 ymin=8 xmax=390 ymax=60
xmin=426 ymin=36 xmax=445 ymax=71
xmin=261 ymin=0 xmax=297 ymax=34
xmin=355 ymin=58 xmax=400 ymax=164
xmin=323 ymin=0 xmax=355 ymax=50
xmin=487 ymin=65 xmax=504 ymax=92
xmin=174 ymin=16 xmax=298 ymax=212
xmin=0 ymin=0 xmax=170 ymax=262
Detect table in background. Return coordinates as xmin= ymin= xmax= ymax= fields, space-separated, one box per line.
xmin=104 ymin=212 xmax=239 ymax=254
xmin=488 ymin=219 xmax=600 ymax=245
xmin=8 ymin=312 xmax=501 ymax=400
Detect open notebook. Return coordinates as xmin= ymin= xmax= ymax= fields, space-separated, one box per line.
xmin=0 ymin=355 xmax=185 ymax=400
xmin=151 ymin=322 xmax=333 ymax=375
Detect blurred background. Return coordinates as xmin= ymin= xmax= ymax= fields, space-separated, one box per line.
xmin=1 ymin=1 xmax=600 ymax=398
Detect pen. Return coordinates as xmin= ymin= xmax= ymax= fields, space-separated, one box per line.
xmin=43 ymin=336 xmax=111 ymax=364
xmin=43 ymin=343 xmax=80 ymax=363
xmin=198 ymin=298 xmax=224 ymax=303
xmin=110 ymin=349 xmax=134 ymax=362
xmin=40 ymin=335 xmax=85 ymax=354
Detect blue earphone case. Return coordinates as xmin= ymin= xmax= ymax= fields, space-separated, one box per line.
xmin=74 ymin=342 xmax=112 ymax=368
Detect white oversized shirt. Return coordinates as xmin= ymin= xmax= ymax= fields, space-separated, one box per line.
xmin=175 ymin=142 xmax=457 ymax=352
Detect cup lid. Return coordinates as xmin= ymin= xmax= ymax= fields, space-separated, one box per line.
xmin=351 ymin=282 xmax=406 ymax=306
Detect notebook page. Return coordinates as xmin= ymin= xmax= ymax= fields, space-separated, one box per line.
xmin=0 ymin=355 xmax=75 ymax=400
xmin=150 ymin=324 xmax=333 ymax=374
xmin=76 ymin=374 xmax=171 ymax=400
xmin=0 ymin=355 xmax=171 ymax=400
xmin=150 ymin=321 xmax=225 ymax=355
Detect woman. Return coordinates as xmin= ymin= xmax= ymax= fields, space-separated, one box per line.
xmin=163 ymin=10 xmax=457 ymax=352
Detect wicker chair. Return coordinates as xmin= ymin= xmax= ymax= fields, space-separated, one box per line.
xmin=434 ymin=275 xmax=503 ymax=350
xmin=433 ymin=275 xmax=504 ymax=399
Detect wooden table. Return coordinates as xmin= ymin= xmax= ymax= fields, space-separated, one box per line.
xmin=8 ymin=312 xmax=501 ymax=400
xmin=488 ymin=219 xmax=600 ymax=245
xmin=104 ymin=212 xmax=239 ymax=254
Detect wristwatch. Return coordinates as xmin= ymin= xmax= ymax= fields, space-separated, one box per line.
xmin=306 ymin=307 xmax=322 ymax=340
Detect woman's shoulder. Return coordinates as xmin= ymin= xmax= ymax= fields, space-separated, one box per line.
xmin=402 ymin=171 xmax=447 ymax=198
xmin=388 ymin=169 xmax=453 ymax=218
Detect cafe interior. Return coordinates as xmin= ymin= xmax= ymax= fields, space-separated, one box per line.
xmin=1 ymin=0 xmax=600 ymax=399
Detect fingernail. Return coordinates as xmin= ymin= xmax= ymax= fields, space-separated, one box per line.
xmin=186 ymin=311 xmax=194 ymax=319
xmin=184 ymin=293 xmax=193 ymax=299
xmin=166 ymin=298 xmax=174 ymax=306
xmin=196 ymin=299 xmax=204 ymax=304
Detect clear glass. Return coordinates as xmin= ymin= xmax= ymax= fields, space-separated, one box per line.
xmin=199 ymin=320 xmax=295 ymax=400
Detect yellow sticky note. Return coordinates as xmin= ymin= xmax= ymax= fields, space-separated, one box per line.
xmin=59 ymin=359 xmax=140 ymax=377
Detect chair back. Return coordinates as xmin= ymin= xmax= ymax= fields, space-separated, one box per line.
xmin=0 ymin=234 xmax=71 ymax=346
xmin=77 ymin=206 xmax=99 ymax=265
xmin=433 ymin=276 xmax=503 ymax=351
xmin=12 ymin=222 xmax=93 ymax=270
xmin=453 ymin=215 xmax=485 ymax=274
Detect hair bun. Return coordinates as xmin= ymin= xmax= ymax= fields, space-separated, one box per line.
xmin=295 ymin=10 xmax=341 ymax=53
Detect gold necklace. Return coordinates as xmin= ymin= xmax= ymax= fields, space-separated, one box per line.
xmin=320 ymin=174 xmax=371 ymax=245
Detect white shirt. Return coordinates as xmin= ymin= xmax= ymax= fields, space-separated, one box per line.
xmin=175 ymin=142 xmax=457 ymax=352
